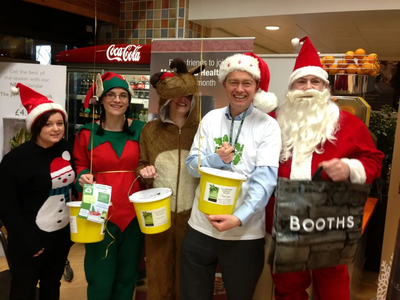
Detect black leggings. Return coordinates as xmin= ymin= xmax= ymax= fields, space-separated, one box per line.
xmin=180 ymin=225 xmax=265 ymax=300
xmin=8 ymin=237 xmax=71 ymax=300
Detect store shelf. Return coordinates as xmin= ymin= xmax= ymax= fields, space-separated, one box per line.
xmin=76 ymin=95 xmax=86 ymax=100
xmin=131 ymin=97 xmax=148 ymax=103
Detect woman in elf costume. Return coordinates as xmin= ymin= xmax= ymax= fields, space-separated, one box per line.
xmin=136 ymin=58 xmax=204 ymax=300
xmin=73 ymin=72 xmax=145 ymax=300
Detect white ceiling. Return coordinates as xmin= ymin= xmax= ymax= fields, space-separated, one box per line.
xmin=198 ymin=10 xmax=400 ymax=60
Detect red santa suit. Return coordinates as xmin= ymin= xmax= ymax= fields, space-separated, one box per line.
xmin=266 ymin=110 xmax=384 ymax=300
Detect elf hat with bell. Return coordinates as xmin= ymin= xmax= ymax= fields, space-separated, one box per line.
xmin=289 ymin=36 xmax=329 ymax=89
xmin=50 ymin=151 xmax=73 ymax=180
xmin=218 ymin=52 xmax=277 ymax=113
xmin=83 ymin=72 xmax=134 ymax=113
xmin=10 ymin=83 xmax=67 ymax=132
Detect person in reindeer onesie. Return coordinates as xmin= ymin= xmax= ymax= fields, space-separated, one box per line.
xmin=136 ymin=58 xmax=204 ymax=300
xmin=266 ymin=36 xmax=384 ymax=300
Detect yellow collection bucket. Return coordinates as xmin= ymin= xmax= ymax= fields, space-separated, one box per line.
xmin=198 ymin=167 xmax=247 ymax=215
xmin=129 ymin=188 xmax=173 ymax=234
xmin=66 ymin=201 xmax=105 ymax=243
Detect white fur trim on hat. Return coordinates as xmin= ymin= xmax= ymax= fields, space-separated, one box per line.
xmin=26 ymin=102 xmax=67 ymax=132
xmin=253 ymin=89 xmax=277 ymax=113
xmin=218 ymin=54 xmax=260 ymax=83
xmin=288 ymin=66 xmax=329 ymax=89
xmin=51 ymin=165 xmax=73 ymax=179
xmin=291 ymin=38 xmax=300 ymax=47
xmin=11 ymin=86 xmax=19 ymax=95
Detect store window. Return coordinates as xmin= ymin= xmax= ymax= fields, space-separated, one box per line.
xmin=36 ymin=45 xmax=51 ymax=65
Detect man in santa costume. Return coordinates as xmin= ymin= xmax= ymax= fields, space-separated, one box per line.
xmin=266 ymin=36 xmax=384 ymax=300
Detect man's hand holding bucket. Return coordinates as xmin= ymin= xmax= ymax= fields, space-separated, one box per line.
xmin=205 ymin=214 xmax=241 ymax=232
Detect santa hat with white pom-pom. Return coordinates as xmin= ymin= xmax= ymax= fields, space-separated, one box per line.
xmin=218 ymin=52 xmax=277 ymax=113
xmin=11 ymin=83 xmax=67 ymax=132
xmin=289 ymin=36 xmax=329 ymax=89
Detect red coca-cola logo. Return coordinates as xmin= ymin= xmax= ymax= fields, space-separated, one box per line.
xmin=106 ymin=44 xmax=142 ymax=62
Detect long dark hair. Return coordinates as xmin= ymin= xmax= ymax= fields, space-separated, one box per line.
xmin=96 ymin=92 xmax=134 ymax=136
xmin=31 ymin=110 xmax=66 ymax=142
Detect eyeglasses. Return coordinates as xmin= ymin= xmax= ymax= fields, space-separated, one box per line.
xmin=104 ymin=92 xmax=129 ymax=101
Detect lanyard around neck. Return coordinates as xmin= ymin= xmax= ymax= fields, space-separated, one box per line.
xmin=229 ymin=108 xmax=248 ymax=147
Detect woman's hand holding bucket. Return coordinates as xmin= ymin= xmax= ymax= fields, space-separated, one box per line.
xmin=216 ymin=142 xmax=234 ymax=164
xmin=79 ymin=173 xmax=96 ymax=188
xmin=139 ymin=166 xmax=158 ymax=179
xmin=205 ymin=214 xmax=241 ymax=232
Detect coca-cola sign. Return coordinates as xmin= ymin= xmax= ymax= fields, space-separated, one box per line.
xmin=106 ymin=44 xmax=142 ymax=62
xmin=55 ymin=44 xmax=151 ymax=64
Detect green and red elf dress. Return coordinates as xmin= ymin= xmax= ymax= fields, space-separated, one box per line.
xmin=73 ymin=120 xmax=145 ymax=300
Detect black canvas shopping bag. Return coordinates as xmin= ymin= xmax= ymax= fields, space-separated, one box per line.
xmin=270 ymin=167 xmax=371 ymax=274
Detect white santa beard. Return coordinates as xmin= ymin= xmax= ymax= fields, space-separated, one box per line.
xmin=277 ymin=88 xmax=340 ymax=163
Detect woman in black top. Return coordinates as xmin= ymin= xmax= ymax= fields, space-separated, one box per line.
xmin=0 ymin=83 xmax=76 ymax=300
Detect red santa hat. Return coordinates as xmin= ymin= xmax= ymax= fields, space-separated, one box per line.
xmin=218 ymin=52 xmax=277 ymax=113
xmin=10 ymin=83 xmax=67 ymax=132
xmin=289 ymin=36 xmax=329 ymax=88
xmin=50 ymin=151 xmax=73 ymax=179
xmin=83 ymin=72 xmax=134 ymax=113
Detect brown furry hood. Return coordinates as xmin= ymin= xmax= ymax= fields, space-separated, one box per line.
xmin=150 ymin=58 xmax=205 ymax=128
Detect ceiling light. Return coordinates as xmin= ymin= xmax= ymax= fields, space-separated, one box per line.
xmin=266 ymin=26 xmax=280 ymax=30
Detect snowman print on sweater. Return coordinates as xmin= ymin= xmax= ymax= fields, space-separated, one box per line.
xmin=36 ymin=151 xmax=75 ymax=232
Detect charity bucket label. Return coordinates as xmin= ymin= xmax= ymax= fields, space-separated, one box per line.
xmin=140 ymin=206 xmax=168 ymax=227
xmin=70 ymin=216 xmax=78 ymax=234
xmin=204 ymin=182 xmax=237 ymax=205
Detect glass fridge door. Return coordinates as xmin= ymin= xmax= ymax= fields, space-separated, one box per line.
xmin=117 ymin=72 xmax=150 ymax=122
xmin=66 ymin=70 xmax=103 ymax=145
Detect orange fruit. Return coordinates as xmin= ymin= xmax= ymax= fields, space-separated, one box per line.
xmin=374 ymin=62 xmax=380 ymax=72
xmin=328 ymin=64 xmax=338 ymax=74
xmin=346 ymin=64 xmax=357 ymax=74
xmin=362 ymin=62 xmax=374 ymax=74
xmin=369 ymin=70 xmax=378 ymax=76
xmin=338 ymin=69 xmax=346 ymax=74
xmin=322 ymin=56 xmax=335 ymax=66
xmin=355 ymin=48 xmax=366 ymax=59
xmin=337 ymin=59 xmax=348 ymax=67
xmin=322 ymin=64 xmax=329 ymax=72
xmin=346 ymin=59 xmax=356 ymax=65
xmin=356 ymin=65 xmax=365 ymax=75
xmin=358 ymin=56 xmax=368 ymax=64
xmin=345 ymin=51 xmax=355 ymax=62
xmin=367 ymin=53 xmax=378 ymax=63
xmin=340 ymin=105 xmax=356 ymax=115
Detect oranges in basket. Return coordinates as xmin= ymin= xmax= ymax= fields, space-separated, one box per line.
xmin=321 ymin=49 xmax=380 ymax=76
